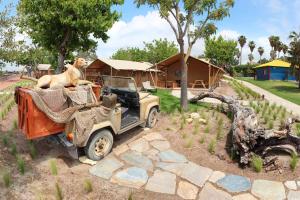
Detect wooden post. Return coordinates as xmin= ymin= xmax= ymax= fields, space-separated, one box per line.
xmin=208 ymin=64 xmax=211 ymax=89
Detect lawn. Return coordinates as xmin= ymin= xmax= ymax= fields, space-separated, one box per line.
xmin=238 ymin=77 xmax=300 ymax=105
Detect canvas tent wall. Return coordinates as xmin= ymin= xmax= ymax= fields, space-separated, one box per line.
xmin=254 ymin=60 xmax=296 ymax=80
xmin=156 ymin=53 xmax=224 ymax=89
xmin=85 ymin=58 xmax=156 ymax=87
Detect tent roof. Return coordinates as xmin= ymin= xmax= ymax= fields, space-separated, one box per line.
xmin=37 ymin=64 xmax=51 ymax=70
xmin=255 ymin=60 xmax=291 ymax=68
xmin=156 ymin=53 xmax=225 ymax=72
xmin=87 ymin=58 xmax=153 ymax=71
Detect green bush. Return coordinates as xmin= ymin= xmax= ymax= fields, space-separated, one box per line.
xmin=251 ymin=155 xmax=263 ymax=173
xmin=84 ymin=179 xmax=93 ymax=193
xmin=55 ymin=182 xmax=63 ymax=200
xmin=28 ymin=142 xmax=37 ymax=159
xmin=17 ymin=156 xmax=25 ymax=175
xmin=2 ymin=171 xmax=11 ymax=188
xmin=290 ymin=153 xmax=299 ymax=172
xmin=208 ymin=139 xmax=216 ymax=154
xmin=50 ymin=160 xmax=58 ymax=175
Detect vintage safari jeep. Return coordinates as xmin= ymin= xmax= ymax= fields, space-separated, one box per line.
xmin=81 ymin=76 xmax=160 ymax=160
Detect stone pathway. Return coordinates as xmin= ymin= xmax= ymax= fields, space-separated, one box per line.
xmin=89 ymin=131 xmax=300 ymax=200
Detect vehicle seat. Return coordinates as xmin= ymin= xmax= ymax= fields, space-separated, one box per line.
xmin=121 ymin=107 xmax=129 ymax=118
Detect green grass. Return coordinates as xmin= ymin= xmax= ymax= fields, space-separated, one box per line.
xmin=154 ymin=89 xmax=208 ymax=114
xmin=55 ymin=182 xmax=63 ymax=200
xmin=290 ymin=153 xmax=299 ymax=172
xmin=17 ymin=156 xmax=25 ymax=175
xmin=238 ymin=77 xmax=300 ymax=105
xmin=84 ymin=179 xmax=93 ymax=193
xmin=208 ymin=139 xmax=216 ymax=154
xmin=2 ymin=171 xmax=11 ymax=187
xmin=251 ymin=154 xmax=263 ymax=173
xmin=50 ymin=160 xmax=58 ymax=175
xmin=28 ymin=142 xmax=38 ymax=159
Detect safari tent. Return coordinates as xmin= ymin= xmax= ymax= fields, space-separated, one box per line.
xmin=254 ymin=60 xmax=296 ymax=80
xmin=85 ymin=58 xmax=157 ymax=87
xmin=35 ymin=64 xmax=53 ymax=78
xmin=155 ymin=53 xmax=225 ymax=89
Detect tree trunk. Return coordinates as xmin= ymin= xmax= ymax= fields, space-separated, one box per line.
xmin=298 ymin=68 xmax=300 ymax=89
xmin=179 ymin=41 xmax=188 ymax=111
xmin=240 ymin=47 xmax=242 ymax=65
xmin=57 ymin=49 xmax=66 ymax=73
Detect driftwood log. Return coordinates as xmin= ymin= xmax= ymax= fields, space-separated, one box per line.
xmin=190 ymin=92 xmax=300 ymax=166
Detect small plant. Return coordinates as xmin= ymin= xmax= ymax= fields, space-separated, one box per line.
xmin=55 ymin=182 xmax=63 ymax=200
xmin=296 ymin=123 xmax=300 ymax=137
xmin=2 ymin=171 xmax=11 ymax=188
xmin=2 ymin=135 xmax=9 ymax=146
xmin=181 ymin=132 xmax=187 ymax=139
xmin=13 ymin=119 xmax=18 ymax=130
xmin=204 ymin=123 xmax=210 ymax=134
xmin=267 ymin=120 xmax=274 ymax=129
xmin=184 ymin=138 xmax=193 ymax=148
xmin=50 ymin=160 xmax=58 ymax=175
xmin=199 ymin=136 xmax=205 ymax=144
xmin=84 ymin=179 xmax=93 ymax=193
xmin=128 ymin=192 xmax=133 ymax=200
xmin=216 ymin=126 xmax=223 ymax=140
xmin=263 ymin=115 xmax=269 ymax=124
xmin=180 ymin=120 xmax=185 ymax=130
xmin=290 ymin=153 xmax=299 ymax=172
xmin=208 ymin=139 xmax=216 ymax=154
xmin=272 ymin=112 xmax=277 ymax=120
xmin=193 ymin=121 xmax=200 ymax=135
xmin=17 ymin=156 xmax=25 ymax=175
xmin=10 ymin=143 xmax=17 ymax=157
xmin=255 ymin=106 xmax=260 ymax=114
xmin=251 ymin=154 xmax=263 ymax=173
xmin=28 ymin=142 xmax=38 ymax=159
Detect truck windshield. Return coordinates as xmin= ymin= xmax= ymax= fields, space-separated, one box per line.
xmin=102 ymin=76 xmax=137 ymax=92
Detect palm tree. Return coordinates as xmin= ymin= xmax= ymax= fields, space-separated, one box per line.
xmin=238 ymin=35 xmax=247 ymax=65
xmin=248 ymin=41 xmax=256 ymax=53
xmin=276 ymin=41 xmax=283 ymax=58
xmin=282 ymin=43 xmax=288 ymax=58
xmin=288 ymin=31 xmax=300 ymax=88
xmin=258 ymin=47 xmax=264 ymax=62
xmin=270 ymin=50 xmax=276 ymax=60
xmin=248 ymin=53 xmax=254 ymax=64
xmin=269 ymin=35 xmax=280 ymax=59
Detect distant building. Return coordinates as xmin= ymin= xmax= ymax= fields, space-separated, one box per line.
xmin=254 ymin=60 xmax=296 ymax=80
xmin=36 ymin=64 xmax=53 ymax=78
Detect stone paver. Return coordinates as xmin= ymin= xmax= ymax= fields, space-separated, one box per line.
xmin=287 ymin=190 xmax=300 ymax=200
xmin=198 ymin=182 xmax=232 ymax=200
xmin=158 ymin=150 xmax=188 ymax=163
xmin=145 ymin=170 xmax=176 ymax=194
xmin=150 ymin=140 xmax=170 ymax=151
xmin=232 ymin=193 xmax=257 ymax=200
xmin=156 ymin=162 xmax=186 ymax=176
xmin=128 ymin=138 xmax=150 ymax=153
xmin=79 ymin=156 xmax=97 ymax=165
xmin=113 ymin=144 xmax=129 ymax=156
xmin=143 ymin=132 xmax=165 ymax=141
xmin=89 ymin=156 xmax=124 ymax=179
xmin=177 ymin=181 xmax=198 ymax=200
xmin=251 ymin=179 xmax=286 ymax=200
xmin=120 ymin=151 xmax=153 ymax=171
xmin=111 ymin=167 xmax=148 ymax=189
xmin=208 ymin=171 xmax=226 ymax=183
xmin=217 ymin=174 xmax=251 ymax=193
xmin=285 ymin=181 xmax=297 ymax=190
xmin=180 ymin=162 xmax=213 ymax=187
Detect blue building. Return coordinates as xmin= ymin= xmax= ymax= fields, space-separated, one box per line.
xmin=254 ymin=60 xmax=295 ymax=80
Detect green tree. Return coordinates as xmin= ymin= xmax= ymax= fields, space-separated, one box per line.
xmin=238 ymin=35 xmax=247 ymax=65
xmin=17 ymin=0 xmax=123 ymax=72
xmin=204 ymin=36 xmax=238 ymax=71
xmin=111 ymin=47 xmax=148 ymax=62
xmin=269 ymin=35 xmax=280 ymax=59
xmin=248 ymin=53 xmax=254 ymax=64
xmin=144 ymin=38 xmax=178 ymax=64
xmin=282 ymin=43 xmax=288 ymax=58
xmin=288 ymin=31 xmax=300 ymax=88
xmin=135 ymin=0 xmax=234 ymax=111
xmin=257 ymin=47 xmax=264 ymax=62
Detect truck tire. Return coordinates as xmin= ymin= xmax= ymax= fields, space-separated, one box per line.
xmin=146 ymin=107 xmax=158 ymax=128
xmin=85 ymin=129 xmax=113 ymax=161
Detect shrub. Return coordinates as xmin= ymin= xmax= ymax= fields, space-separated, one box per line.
xmin=263 ymin=115 xmax=269 ymax=124
xmin=193 ymin=121 xmax=200 ymax=135
xmin=208 ymin=139 xmax=216 ymax=154
xmin=29 ymin=142 xmax=37 ymax=159
xmin=251 ymin=155 xmax=263 ymax=173
xmin=2 ymin=135 xmax=9 ymax=146
xmin=296 ymin=124 xmax=300 ymax=137
xmin=204 ymin=124 xmax=210 ymax=134
xmin=10 ymin=143 xmax=17 ymax=157
xmin=216 ymin=127 xmax=223 ymax=140
xmin=199 ymin=136 xmax=205 ymax=144
xmin=17 ymin=156 xmax=25 ymax=175
xmin=290 ymin=153 xmax=299 ymax=172
xmin=55 ymin=182 xmax=63 ymax=200
xmin=267 ymin=120 xmax=274 ymax=129
xmin=50 ymin=160 xmax=58 ymax=175
xmin=184 ymin=138 xmax=193 ymax=148
xmin=84 ymin=179 xmax=93 ymax=193
xmin=3 ymin=171 xmax=11 ymax=188
xmin=272 ymin=112 xmax=277 ymax=120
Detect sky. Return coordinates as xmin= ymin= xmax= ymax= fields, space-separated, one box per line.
xmin=2 ymin=0 xmax=300 ymax=71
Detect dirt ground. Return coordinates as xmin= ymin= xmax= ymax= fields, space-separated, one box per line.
xmin=0 ymin=75 xmax=20 ymax=90
xmin=0 ymin=80 xmax=299 ymax=199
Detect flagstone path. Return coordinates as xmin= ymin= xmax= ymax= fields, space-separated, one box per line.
xmin=89 ymin=131 xmax=300 ymax=200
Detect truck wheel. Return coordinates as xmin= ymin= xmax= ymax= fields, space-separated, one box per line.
xmin=146 ymin=107 xmax=158 ymax=128
xmin=85 ymin=129 xmax=113 ymax=161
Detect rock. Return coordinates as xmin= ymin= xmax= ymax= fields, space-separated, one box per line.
xmin=113 ymin=144 xmax=129 ymax=156
xmin=190 ymin=112 xmax=200 ymax=119
xmin=150 ymin=140 xmax=170 ymax=151
xmin=198 ymin=182 xmax=232 ymax=200
xmin=143 ymin=132 xmax=165 ymax=141
xmin=284 ymin=181 xmax=297 ymax=190
xmin=217 ymin=174 xmax=251 ymax=193
xmin=287 ymin=191 xmax=300 ymax=200
xmin=251 ymin=179 xmax=286 ymax=200
xmin=111 ymin=167 xmax=148 ymax=189
xmin=128 ymin=138 xmax=150 ymax=153
xmin=145 ymin=170 xmax=176 ymax=194
xmin=120 ymin=151 xmax=153 ymax=171
xmin=177 ymin=181 xmax=198 ymax=200
xmin=297 ymin=181 xmax=300 ymax=188
xmin=156 ymin=162 xmax=186 ymax=176
xmin=144 ymin=128 xmax=150 ymax=131
xmin=89 ymin=156 xmax=124 ymax=179
xmin=143 ymin=149 xmax=160 ymax=161
xmin=79 ymin=156 xmax=97 ymax=166
xmin=180 ymin=162 xmax=213 ymax=187
xmin=158 ymin=150 xmax=188 ymax=163
xmin=199 ymin=118 xmax=207 ymax=124
xmin=209 ymin=171 xmax=226 ymax=183
xmin=186 ymin=118 xmax=193 ymax=124
xmin=232 ymin=193 xmax=257 ymax=200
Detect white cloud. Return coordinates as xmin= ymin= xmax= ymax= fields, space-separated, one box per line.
xmin=218 ymin=29 xmax=240 ymax=40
